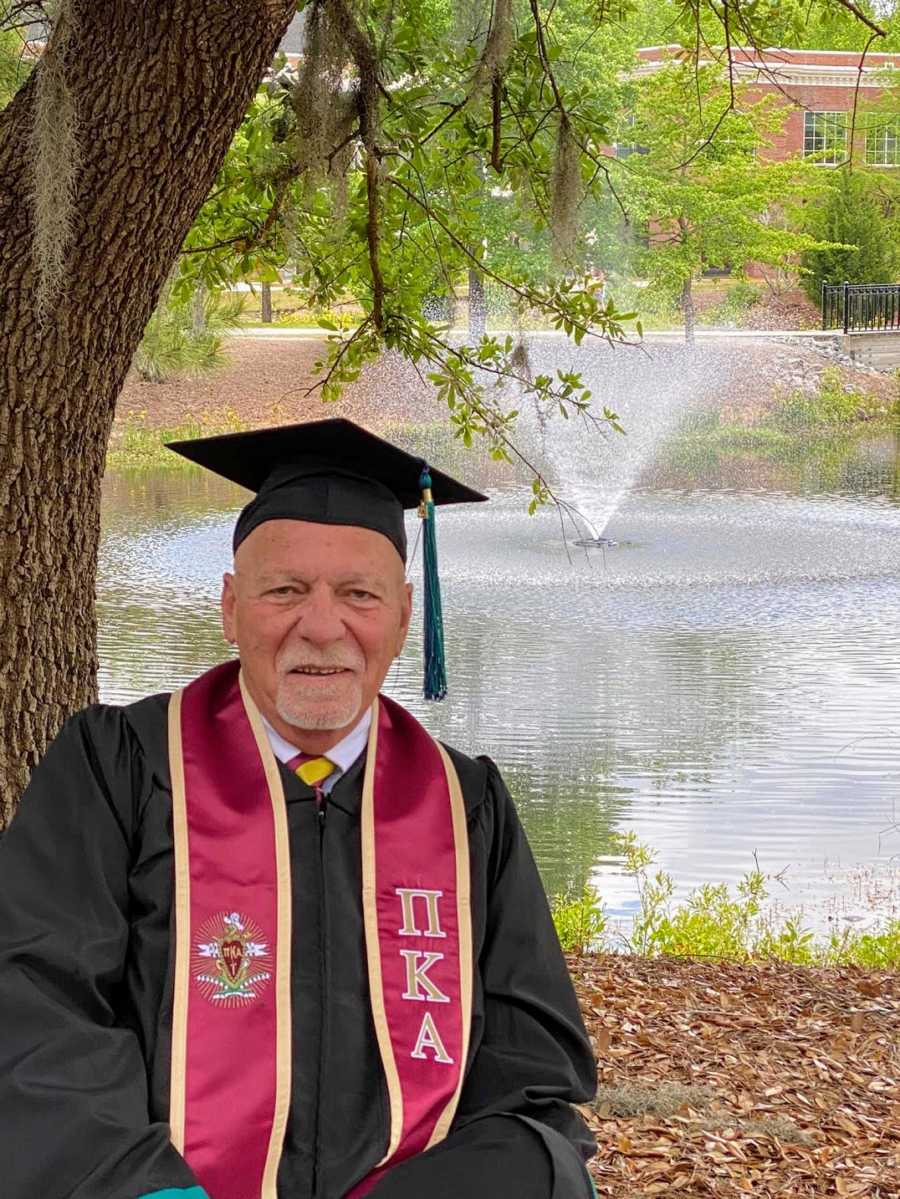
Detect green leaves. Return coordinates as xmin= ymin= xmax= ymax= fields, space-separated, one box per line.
xmin=158 ymin=0 xmax=897 ymax=497
xmin=613 ymin=59 xmax=841 ymax=328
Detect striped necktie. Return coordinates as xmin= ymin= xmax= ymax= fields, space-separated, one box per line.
xmin=286 ymin=752 xmax=336 ymax=789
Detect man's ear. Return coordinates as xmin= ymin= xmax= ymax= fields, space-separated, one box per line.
xmin=396 ymin=581 xmax=413 ymax=655
xmin=221 ymin=571 xmax=237 ymax=644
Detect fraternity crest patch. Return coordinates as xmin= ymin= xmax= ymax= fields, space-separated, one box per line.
xmin=192 ymin=911 xmax=272 ymax=1006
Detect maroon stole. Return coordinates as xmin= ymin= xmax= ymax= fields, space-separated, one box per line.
xmin=167 ymin=660 xmax=472 ymax=1199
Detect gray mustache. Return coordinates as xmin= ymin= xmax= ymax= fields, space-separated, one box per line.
xmin=281 ymin=658 xmax=361 ymax=672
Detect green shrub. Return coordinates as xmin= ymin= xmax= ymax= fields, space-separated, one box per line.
xmin=584 ymin=832 xmax=900 ymax=967
xmin=800 ymin=170 xmax=898 ymax=305
xmin=753 ymin=916 xmax=817 ymax=966
xmin=777 ymin=366 xmax=884 ymax=426
xmin=701 ymin=280 xmax=761 ymax=327
xmin=822 ymin=921 xmax=900 ymax=969
xmin=613 ymin=280 xmax=680 ymax=331
xmin=133 ymin=289 xmax=244 ymax=383
xmin=550 ymin=887 xmax=608 ymax=953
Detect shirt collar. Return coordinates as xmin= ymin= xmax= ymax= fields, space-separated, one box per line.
xmin=261 ymin=707 xmax=372 ymax=784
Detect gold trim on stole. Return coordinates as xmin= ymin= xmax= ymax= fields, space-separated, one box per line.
xmin=424 ymin=741 xmax=472 ymax=1149
xmin=361 ymin=699 xmax=405 ymax=1167
xmin=167 ymin=689 xmax=190 ymax=1154
xmin=239 ymin=671 xmax=294 ymax=1199
xmin=361 ymin=700 xmax=473 ymax=1166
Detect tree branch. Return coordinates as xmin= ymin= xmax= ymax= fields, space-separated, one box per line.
xmin=365 ymin=149 xmax=384 ymax=330
xmin=301 ymin=315 xmax=374 ymax=397
xmin=831 ymin=0 xmax=886 ymax=37
xmin=490 ymin=73 xmax=503 ymax=173
xmin=846 ymin=30 xmax=882 ymax=169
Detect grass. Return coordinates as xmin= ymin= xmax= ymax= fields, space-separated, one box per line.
xmin=107 ymin=409 xmax=249 ymax=471
xmin=665 ymin=370 xmax=900 ymax=481
xmin=595 ymin=1082 xmax=713 ymax=1118
xmin=596 ymin=1091 xmax=814 ymax=1147
xmin=550 ymin=834 xmax=900 ymax=969
xmin=230 ymin=286 xmax=364 ymax=331
xmin=105 ymin=412 xmax=467 ymax=473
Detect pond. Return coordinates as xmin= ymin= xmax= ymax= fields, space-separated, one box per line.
xmin=98 ymin=414 xmax=900 ymax=938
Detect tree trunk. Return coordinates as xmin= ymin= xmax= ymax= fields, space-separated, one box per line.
xmin=261 ymin=280 xmax=273 ymax=323
xmin=468 ymin=267 xmax=485 ymax=339
xmin=0 ymin=1 xmax=297 ymax=825
xmin=192 ymin=282 xmax=207 ymax=334
xmin=681 ymin=275 xmax=696 ymax=345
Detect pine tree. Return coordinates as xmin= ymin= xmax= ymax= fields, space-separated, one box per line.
xmin=800 ymin=168 xmax=898 ymax=302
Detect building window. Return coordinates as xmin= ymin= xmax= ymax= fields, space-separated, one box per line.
xmin=614 ymin=114 xmax=647 ymax=160
xmin=865 ymin=117 xmax=900 ymax=166
xmin=614 ymin=141 xmax=647 ymax=159
xmin=803 ymin=111 xmax=847 ymax=164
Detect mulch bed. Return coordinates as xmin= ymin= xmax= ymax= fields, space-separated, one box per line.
xmin=739 ymin=291 xmax=822 ymax=332
xmin=570 ymin=955 xmax=900 ymax=1198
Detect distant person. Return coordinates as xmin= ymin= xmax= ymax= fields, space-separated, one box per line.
xmin=590 ymin=266 xmax=608 ymax=304
xmin=0 ymin=419 xmax=597 ymax=1199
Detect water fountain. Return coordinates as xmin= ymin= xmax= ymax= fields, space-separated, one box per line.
xmin=517 ymin=336 xmax=745 ymax=545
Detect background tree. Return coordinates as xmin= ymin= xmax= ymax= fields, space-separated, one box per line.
xmin=796 ymin=68 xmax=900 ymax=303
xmin=0 ymin=0 xmax=891 ymax=823
xmin=631 ymin=0 xmax=900 ymax=54
xmin=800 ymin=168 xmax=899 ymax=301
xmin=0 ymin=24 xmax=26 ymax=104
xmin=614 ymin=62 xmax=831 ymax=341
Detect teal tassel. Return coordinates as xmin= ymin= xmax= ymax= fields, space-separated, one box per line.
xmin=419 ymin=466 xmax=447 ymax=701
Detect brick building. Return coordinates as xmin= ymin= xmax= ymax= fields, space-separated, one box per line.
xmin=634 ymin=45 xmax=900 ymax=167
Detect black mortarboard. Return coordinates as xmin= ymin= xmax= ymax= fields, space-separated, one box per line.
xmin=165 ymin=418 xmax=489 ymax=699
xmin=166 ymin=417 xmax=486 ymax=562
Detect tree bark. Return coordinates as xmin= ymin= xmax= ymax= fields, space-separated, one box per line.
xmin=681 ymin=275 xmax=696 ymax=345
xmin=192 ymin=282 xmax=207 ymax=335
xmin=261 ymin=280 xmax=273 ymax=323
xmin=0 ymin=0 xmax=297 ymax=825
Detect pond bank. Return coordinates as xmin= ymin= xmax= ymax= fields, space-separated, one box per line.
xmin=572 ymin=953 xmax=899 ymax=1197
xmin=111 ymin=335 xmax=899 ymax=456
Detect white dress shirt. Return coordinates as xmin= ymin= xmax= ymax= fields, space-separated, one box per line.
xmin=262 ymin=708 xmax=372 ymax=794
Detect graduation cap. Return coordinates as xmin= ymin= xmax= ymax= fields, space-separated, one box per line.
xmin=166 ymin=418 xmax=488 ymax=700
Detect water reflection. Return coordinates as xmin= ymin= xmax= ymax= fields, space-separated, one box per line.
xmin=98 ymin=426 xmax=900 ymax=927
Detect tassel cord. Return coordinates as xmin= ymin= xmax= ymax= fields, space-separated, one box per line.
xmin=419 ymin=467 xmax=447 ymax=701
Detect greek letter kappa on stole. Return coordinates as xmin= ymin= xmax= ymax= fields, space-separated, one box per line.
xmin=167 ymin=660 xmax=473 ymax=1199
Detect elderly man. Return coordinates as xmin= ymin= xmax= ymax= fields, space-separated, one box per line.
xmin=0 ymin=420 xmax=596 ymax=1199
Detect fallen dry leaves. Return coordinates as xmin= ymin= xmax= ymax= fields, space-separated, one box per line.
xmin=569 ymin=954 xmax=900 ymax=1198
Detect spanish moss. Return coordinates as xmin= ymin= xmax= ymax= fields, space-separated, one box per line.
xmin=550 ymin=115 xmax=580 ymax=264
xmin=290 ymin=0 xmax=354 ymax=183
xmin=474 ymin=0 xmax=513 ymax=93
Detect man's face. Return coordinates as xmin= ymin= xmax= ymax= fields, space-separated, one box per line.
xmin=222 ymin=519 xmax=412 ymax=750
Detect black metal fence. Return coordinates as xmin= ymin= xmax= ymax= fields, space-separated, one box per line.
xmin=822 ymin=282 xmax=900 ymax=333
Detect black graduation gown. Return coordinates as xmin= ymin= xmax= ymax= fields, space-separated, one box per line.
xmin=0 ymin=693 xmax=597 ymax=1199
